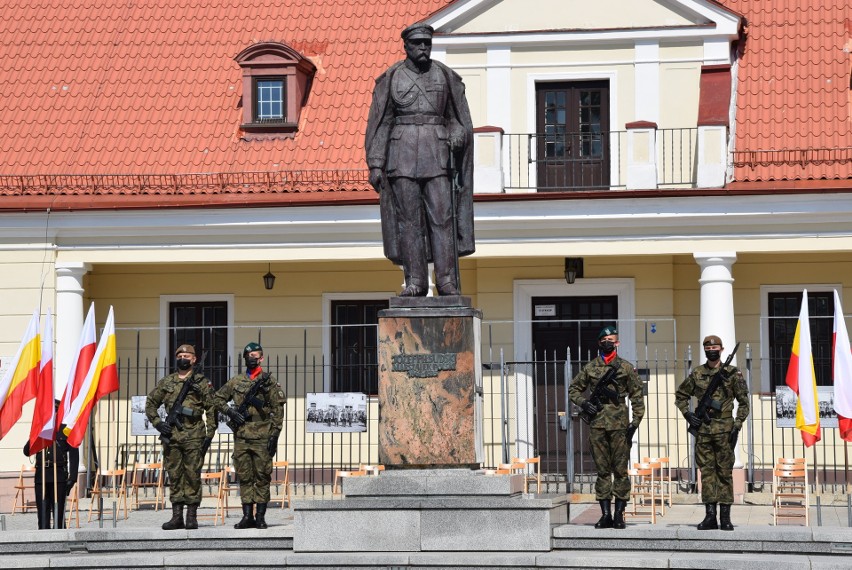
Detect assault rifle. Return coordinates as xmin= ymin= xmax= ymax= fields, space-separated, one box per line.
xmin=159 ymin=351 xmax=206 ymax=446
xmin=687 ymin=342 xmax=740 ymax=437
xmin=226 ymin=373 xmax=271 ymax=432
xmin=578 ymin=363 xmax=621 ymax=424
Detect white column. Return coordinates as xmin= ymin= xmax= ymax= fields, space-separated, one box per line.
xmin=634 ymin=40 xmax=660 ymax=124
xmin=694 ymin=252 xmax=744 ymax=468
xmin=55 ymin=262 xmax=90 ymax=398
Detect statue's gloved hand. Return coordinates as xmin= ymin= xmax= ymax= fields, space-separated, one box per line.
xmin=368 ymin=168 xmax=386 ymax=193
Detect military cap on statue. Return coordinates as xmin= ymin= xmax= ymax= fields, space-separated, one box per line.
xmin=175 ymin=344 xmax=196 ymax=356
xmin=401 ymin=23 xmax=434 ymax=40
xmin=243 ymin=341 xmax=263 ymax=355
xmin=702 ymin=335 xmax=723 ymax=347
xmin=598 ymin=325 xmax=618 ymax=339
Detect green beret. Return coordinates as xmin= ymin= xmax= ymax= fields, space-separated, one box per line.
xmin=598 ymin=325 xmax=618 ymax=339
xmin=243 ymin=342 xmax=263 ymax=355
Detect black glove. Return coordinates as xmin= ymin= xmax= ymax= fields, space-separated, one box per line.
xmin=267 ymin=436 xmax=278 ymax=456
xmin=225 ymin=408 xmax=246 ymax=428
xmin=729 ymin=428 xmax=740 ymax=450
xmin=155 ymin=422 xmax=173 ymax=436
xmin=581 ymin=400 xmax=599 ymax=416
xmin=201 ymin=437 xmax=213 ymax=456
xmin=684 ymin=411 xmax=702 ymax=429
xmin=626 ymin=424 xmax=638 ymax=441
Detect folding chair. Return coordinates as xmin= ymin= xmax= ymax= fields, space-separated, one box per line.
xmin=642 ymin=456 xmax=672 ymax=513
xmin=332 ymin=469 xmax=367 ymax=495
xmin=130 ymin=462 xmax=165 ymax=511
xmin=197 ymin=470 xmax=225 ymax=526
xmin=512 ymin=456 xmax=542 ymax=494
xmin=221 ymin=466 xmax=242 ymax=516
xmin=65 ymin=488 xmax=80 ymax=528
xmin=88 ymin=468 xmax=128 ymax=522
xmin=359 ymin=464 xmax=385 ymax=476
xmin=12 ymin=465 xmax=36 ymax=514
xmin=627 ymin=463 xmax=657 ymax=524
xmin=773 ymin=457 xmax=808 ymax=526
xmin=271 ymin=461 xmax=291 ymax=509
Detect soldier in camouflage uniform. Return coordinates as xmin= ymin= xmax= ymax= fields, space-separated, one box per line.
xmin=214 ymin=342 xmax=285 ymax=529
xmin=146 ymin=344 xmax=216 ymax=530
xmin=675 ymin=335 xmax=750 ymax=531
xmin=569 ymin=325 xmax=645 ymax=530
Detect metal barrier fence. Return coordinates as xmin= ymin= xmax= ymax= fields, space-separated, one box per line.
xmin=84 ymin=319 xmax=852 ymax=497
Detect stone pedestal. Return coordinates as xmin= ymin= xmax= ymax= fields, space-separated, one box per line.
xmin=377 ymin=296 xmax=483 ymax=467
xmin=293 ymin=469 xmax=569 ymax=552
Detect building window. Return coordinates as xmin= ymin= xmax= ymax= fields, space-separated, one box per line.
xmin=767 ymin=291 xmax=833 ymax=389
xmin=255 ymin=78 xmax=286 ymax=122
xmin=330 ymin=300 xmax=388 ymax=395
xmin=169 ymin=301 xmax=229 ymax=389
xmin=235 ymin=41 xmax=316 ymax=139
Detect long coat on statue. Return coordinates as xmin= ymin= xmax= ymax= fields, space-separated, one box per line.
xmin=365 ymin=59 xmax=475 ymax=266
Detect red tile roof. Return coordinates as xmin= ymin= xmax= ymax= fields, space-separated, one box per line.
xmin=0 ymin=0 xmax=453 ymax=204
xmin=725 ymin=1 xmax=852 ymax=182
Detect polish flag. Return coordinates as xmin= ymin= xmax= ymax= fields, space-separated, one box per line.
xmin=0 ymin=311 xmax=41 ymax=439
xmin=56 ymin=303 xmax=97 ymax=430
xmin=832 ymin=290 xmax=852 ymax=441
xmin=62 ymin=306 xmax=118 ymax=447
xmin=29 ymin=308 xmax=56 ymax=454
xmin=784 ymin=289 xmax=821 ymax=447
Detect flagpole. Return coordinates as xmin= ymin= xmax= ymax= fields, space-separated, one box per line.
xmin=52 ymin=441 xmax=59 ymax=528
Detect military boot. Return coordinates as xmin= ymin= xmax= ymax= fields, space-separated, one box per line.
xmin=697 ymin=503 xmax=718 ymax=530
xmin=612 ymin=499 xmax=627 ymax=529
xmin=719 ymin=503 xmax=734 ymax=531
xmin=162 ymin=503 xmax=185 ymax=530
xmin=234 ymin=503 xmax=256 ymax=529
xmin=255 ymin=502 xmax=268 ymax=529
xmin=593 ymin=500 xmax=613 ymax=529
xmin=185 ymin=503 xmax=199 ymax=530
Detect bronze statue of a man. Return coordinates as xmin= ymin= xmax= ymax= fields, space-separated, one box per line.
xmin=365 ymin=23 xmax=475 ymax=297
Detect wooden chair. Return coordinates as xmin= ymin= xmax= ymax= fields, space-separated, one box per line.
xmin=88 ymin=468 xmax=128 ymax=522
xmin=773 ymin=457 xmax=808 ymax=526
xmin=512 ymin=456 xmax=542 ymax=494
xmin=197 ymin=470 xmax=225 ymax=526
xmin=627 ymin=463 xmax=657 ymax=524
xmin=221 ymin=466 xmax=241 ymax=515
xmin=12 ymin=465 xmax=36 ymax=514
xmin=64 ymin=488 xmax=80 ymax=528
xmin=271 ymin=460 xmax=291 ymax=509
xmin=359 ymin=464 xmax=385 ymax=476
xmin=642 ymin=456 xmax=671 ymax=515
xmin=332 ymin=469 xmax=367 ymax=495
xmin=130 ymin=461 xmax=165 ymax=511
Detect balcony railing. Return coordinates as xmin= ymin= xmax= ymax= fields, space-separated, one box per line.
xmin=474 ymin=125 xmax=719 ymax=193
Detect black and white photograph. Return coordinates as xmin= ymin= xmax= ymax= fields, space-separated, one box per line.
xmin=306 ymin=392 xmax=367 ymax=433
xmin=776 ymin=385 xmax=838 ymax=428
xmin=130 ymin=395 xmax=164 ymax=436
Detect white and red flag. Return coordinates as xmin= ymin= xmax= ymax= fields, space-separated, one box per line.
xmin=28 ymin=308 xmax=55 ymax=454
xmin=832 ymin=290 xmax=852 ymax=441
xmin=784 ymin=289 xmax=821 ymax=447
xmin=0 ymin=310 xmax=41 ymax=440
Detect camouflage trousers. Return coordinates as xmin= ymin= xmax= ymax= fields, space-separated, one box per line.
xmin=696 ymin=432 xmax=735 ymax=504
xmin=164 ymin=438 xmax=205 ymax=505
xmin=233 ymin=438 xmax=272 ymax=504
xmin=589 ymin=427 xmax=632 ymax=501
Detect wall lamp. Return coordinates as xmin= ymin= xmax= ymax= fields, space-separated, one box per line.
xmin=564 ymin=257 xmax=584 ymax=285
xmin=263 ymin=263 xmax=276 ymax=290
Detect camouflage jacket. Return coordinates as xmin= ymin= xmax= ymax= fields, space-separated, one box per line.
xmin=213 ymin=370 xmax=285 ymax=441
xmin=146 ymin=371 xmax=217 ymax=442
xmin=675 ymin=362 xmax=750 ymax=434
xmin=568 ymin=354 xmax=645 ymax=430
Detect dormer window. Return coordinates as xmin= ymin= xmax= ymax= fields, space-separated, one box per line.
xmin=235 ymin=41 xmax=316 ymax=139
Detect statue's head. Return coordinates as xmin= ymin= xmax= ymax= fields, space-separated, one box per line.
xmin=401 ymin=24 xmax=433 ymax=67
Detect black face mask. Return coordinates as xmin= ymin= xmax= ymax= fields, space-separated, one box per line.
xmin=245 ymin=356 xmax=260 ymax=371
xmin=599 ymin=341 xmax=616 ymax=355
xmin=705 ymin=350 xmax=721 ymax=362
xmin=176 ymin=358 xmax=192 ymax=371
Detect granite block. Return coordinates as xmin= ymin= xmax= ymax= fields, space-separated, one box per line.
xmin=668 ymin=552 xmax=813 ymax=570
xmin=537 ymin=549 xmax=672 ymax=568
xmin=408 ymin=551 xmax=539 ymax=566
xmin=421 ymin=508 xmax=552 ymax=551
xmin=294 ymin=508 xmax=420 ymax=552
xmin=343 ymin=469 xmax=524 ymax=496
xmin=3 ymin=554 xmax=56 ymax=569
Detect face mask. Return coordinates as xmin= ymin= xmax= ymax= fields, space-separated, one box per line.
xmin=705 ymin=350 xmax=721 ymax=362
xmin=245 ymin=356 xmax=260 ymax=371
xmin=599 ymin=341 xmax=616 ymax=355
xmin=176 ymin=358 xmax=192 ymax=371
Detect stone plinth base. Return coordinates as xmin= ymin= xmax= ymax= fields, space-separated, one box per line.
xmin=378 ymin=299 xmax=483 ymax=467
xmin=293 ymin=470 xmax=568 ymax=552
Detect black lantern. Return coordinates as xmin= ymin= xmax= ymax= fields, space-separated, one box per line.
xmin=263 ymin=263 xmax=276 ymax=290
xmin=564 ymin=257 xmax=584 ymax=284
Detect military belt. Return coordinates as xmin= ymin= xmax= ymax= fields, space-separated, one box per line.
xmin=395 ymin=115 xmax=446 ymax=126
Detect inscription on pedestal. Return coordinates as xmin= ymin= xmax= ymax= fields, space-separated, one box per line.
xmin=378 ymin=304 xmax=482 ymax=468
